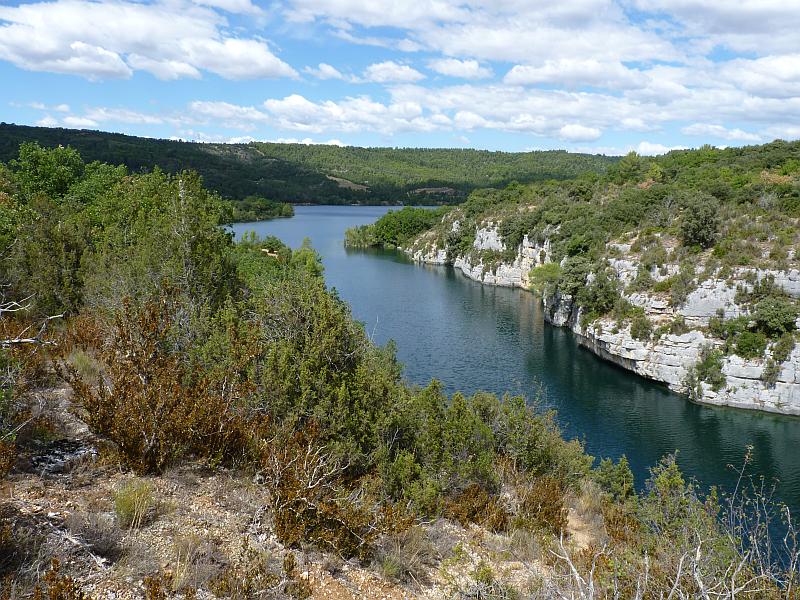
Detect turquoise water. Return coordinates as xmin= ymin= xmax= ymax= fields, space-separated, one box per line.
xmin=231 ymin=205 xmax=800 ymax=514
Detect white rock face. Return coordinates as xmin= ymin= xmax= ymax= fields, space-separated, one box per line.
xmin=408 ymin=227 xmax=800 ymax=416
xmin=680 ymin=279 xmax=744 ymax=325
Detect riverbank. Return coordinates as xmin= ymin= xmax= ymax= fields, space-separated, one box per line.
xmin=405 ymin=220 xmax=800 ymax=416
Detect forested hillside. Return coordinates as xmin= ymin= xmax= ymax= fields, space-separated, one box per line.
xmin=0 ymin=123 xmax=616 ymax=204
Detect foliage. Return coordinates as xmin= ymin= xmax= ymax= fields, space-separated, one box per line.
xmin=0 ymin=123 xmax=616 ymax=205
xmin=629 ymin=311 xmax=653 ymax=342
xmin=513 ymin=476 xmax=568 ymax=535
xmin=678 ymin=192 xmax=720 ymax=249
xmin=345 ymin=206 xmax=448 ymax=248
xmin=528 ymin=262 xmax=561 ymax=295
xmin=686 ymin=346 xmax=727 ymax=397
xmin=259 ymin=424 xmax=379 ymax=560
xmin=734 ymin=330 xmax=768 ymax=359
xmin=594 ymin=455 xmax=635 ymax=503
xmin=62 ymin=293 xmax=256 ymax=474
xmin=228 ymin=195 xmax=293 ymax=222
xmin=753 ymin=295 xmax=798 ymax=336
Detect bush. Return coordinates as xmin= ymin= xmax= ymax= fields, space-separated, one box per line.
xmin=753 ymin=295 xmax=798 ymax=336
xmin=114 ymin=479 xmax=155 ymax=529
xmin=445 ymin=484 xmax=510 ymax=532
xmin=577 ymin=268 xmax=619 ymax=317
xmin=686 ymin=346 xmax=727 ymax=398
xmin=513 ymin=476 xmax=568 ymax=535
xmin=594 ymin=456 xmax=635 ymax=503
xmin=528 ymin=262 xmax=561 ymax=295
xmin=679 ymin=193 xmax=720 ymax=249
xmin=259 ymin=425 xmax=378 ymax=560
xmin=734 ymin=331 xmax=767 ymax=359
xmin=630 ymin=312 xmax=653 ymax=342
xmin=62 ymin=293 xmax=255 ymax=474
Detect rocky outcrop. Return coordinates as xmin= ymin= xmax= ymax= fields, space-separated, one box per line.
xmin=408 ymin=224 xmax=800 ymax=416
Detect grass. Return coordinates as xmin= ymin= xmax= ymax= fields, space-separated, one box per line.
xmin=114 ymin=479 xmax=155 ymax=529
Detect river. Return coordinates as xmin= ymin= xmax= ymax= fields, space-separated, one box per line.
xmin=231 ymin=205 xmax=800 ymax=516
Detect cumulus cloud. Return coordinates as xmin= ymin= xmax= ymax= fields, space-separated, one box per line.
xmin=36 ymin=115 xmax=59 ymax=127
xmin=0 ymin=0 xmax=296 ymax=80
xmin=681 ymin=123 xmax=762 ymax=142
xmin=427 ymin=58 xmax=492 ymax=79
xmin=363 ymin=61 xmax=425 ymax=83
xmin=558 ymin=123 xmax=602 ymax=142
xmin=304 ymin=63 xmax=345 ymax=80
xmin=62 ymin=115 xmax=99 ymax=128
xmin=504 ymin=59 xmax=644 ymax=90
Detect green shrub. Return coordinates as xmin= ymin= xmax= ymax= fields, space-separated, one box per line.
xmin=594 ymin=456 xmax=635 ymax=503
xmin=772 ymin=332 xmax=796 ymax=363
xmin=687 ymin=347 xmax=727 ymax=396
xmin=630 ymin=312 xmax=653 ymax=342
xmin=528 ymin=262 xmax=561 ymax=295
xmin=753 ymin=295 xmax=798 ymax=336
xmin=679 ymin=193 xmax=720 ymax=249
xmin=734 ymin=331 xmax=767 ymax=359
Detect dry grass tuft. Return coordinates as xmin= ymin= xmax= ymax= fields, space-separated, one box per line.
xmin=114 ymin=479 xmax=155 ymax=529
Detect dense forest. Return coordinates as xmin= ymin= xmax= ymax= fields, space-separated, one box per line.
xmin=1 ymin=143 xmax=799 ymax=597
xmin=0 ymin=123 xmax=616 ymax=205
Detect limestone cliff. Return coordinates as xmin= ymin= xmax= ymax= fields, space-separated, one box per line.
xmin=406 ymin=223 xmax=800 ymax=416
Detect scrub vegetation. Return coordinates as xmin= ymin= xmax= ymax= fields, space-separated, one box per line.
xmin=1 ymin=143 xmax=799 ymax=597
xmin=398 ymin=141 xmax=800 ymax=392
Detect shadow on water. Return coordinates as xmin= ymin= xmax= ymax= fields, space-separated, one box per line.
xmin=232 ymin=205 xmax=800 ymax=517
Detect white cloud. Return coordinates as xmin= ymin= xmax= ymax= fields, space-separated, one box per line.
xmin=504 ymin=59 xmax=645 ymax=90
xmin=558 ymin=123 xmax=602 ymax=142
xmin=681 ymin=123 xmax=762 ymax=142
xmin=0 ymin=0 xmax=296 ymax=80
xmin=126 ymin=55 xmax=201 ymax=81
xmin=363 ymin=61 xmax=425 ymax=83
xmin=427 ymin=58 xmax=492 ymax=79
xmin=189 ymin=101 xmax=270 ymax=129
xmin=191 ymin=0 xmax=263 ymax=14
xmin=36 ymin=115 xmax=59 ymax=127
xmin=54 ymin=104 xmax=70 ymax=113
xmin=635 ymin=141 xmax=686 ymax=156
xmin=62 ymin=115 xmax=99 ymax=128
xmin=271 ymin=137 xmax=345 ymax=146
xmin=304 ymin=63 xmax=345 ymax=80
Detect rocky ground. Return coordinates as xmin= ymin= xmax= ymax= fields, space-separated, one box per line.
xmin=2 ymin=386 xmax=601 ymax=599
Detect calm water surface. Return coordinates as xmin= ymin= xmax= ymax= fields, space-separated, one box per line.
xmin=232 ymin=205 xmax=800 ymax=513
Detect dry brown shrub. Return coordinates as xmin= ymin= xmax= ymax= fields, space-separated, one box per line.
xmin=259 ymin=424 xmax=379 ymax=560
xmin=0 ymin=442 xmax=14 ymax=479
xmin=61 ymin=295 xmax=260 ymax=474
xmin=514 ymin=476 xmax=568 ymax=535
xmin=444 ymin=483 xmax=510 ymax=533
xmin=32 ymin=560 xmax=88 ymax=600
xmin=600 ymin=502 xmax=639 ymax=543
xmin=209 ymin=540 xmax=280 ymax=598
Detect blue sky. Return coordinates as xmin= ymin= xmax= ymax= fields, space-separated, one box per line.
xmin=1 ymin=0 xmax=799 ymax=154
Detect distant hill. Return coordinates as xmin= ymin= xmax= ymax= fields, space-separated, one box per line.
xmin=0 ymin=123 xmax=617 ymax=204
